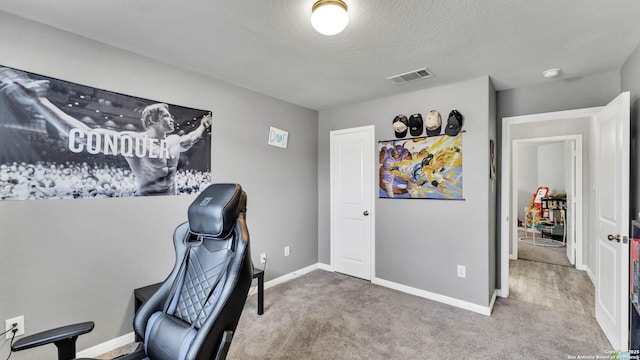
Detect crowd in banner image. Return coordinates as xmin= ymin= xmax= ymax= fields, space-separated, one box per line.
xmin=0 ymin=161 xmax=211 ymax=200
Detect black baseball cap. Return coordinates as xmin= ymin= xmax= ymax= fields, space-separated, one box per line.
xmin=408 ymin=113 xmax=423 ymax=137
xmin=445 ymin=109 xmax=463 ymax=136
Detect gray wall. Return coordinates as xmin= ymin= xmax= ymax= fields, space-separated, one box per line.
xmin=621 ymin=41 xmax=640 ymax=222
xmin=0 ymin=12 xmax=318 ymax=360
xmin=497 ymin=71 xmax=621 ymax=119
xmin=318 ymin=77 xmax=495 ymax=307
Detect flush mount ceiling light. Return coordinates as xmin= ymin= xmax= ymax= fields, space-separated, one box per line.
xmin=542 ymin=68 xmax=561 ymax=79
xmin=311 ymin=0 xmax=349 ymax=36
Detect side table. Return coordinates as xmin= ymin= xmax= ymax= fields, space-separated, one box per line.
xmin=252 ymin=267 xmax=264 ymax=315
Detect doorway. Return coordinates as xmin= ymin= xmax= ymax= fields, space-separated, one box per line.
xmin=508 ymin=136 xmax=595 ymax=317
xmin=501 ymin=110 xmax=597 ymax=334
xmin=500 ymin=107 xmax=597 ymax=299
xmin=500 ymin=92 xmax=631 ymax=350
xmin=511 ymin=136 xmax=583 ymax=269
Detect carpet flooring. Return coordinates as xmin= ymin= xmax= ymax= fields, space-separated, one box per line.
xmin=227 ymin=270 xmax=610 ymax=360
xmin=99 ymin=269 xmax=609 ymax=359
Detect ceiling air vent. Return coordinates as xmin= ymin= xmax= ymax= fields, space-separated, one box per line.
xmin=387 ymin=68 xmax=434 ymax=86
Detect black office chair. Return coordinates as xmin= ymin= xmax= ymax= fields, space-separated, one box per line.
xmin=11 ymin=183 xmax=253 ymax=360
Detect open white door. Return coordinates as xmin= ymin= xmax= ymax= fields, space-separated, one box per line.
xmin=330 ymin=126 xmax=374 ymax=280
xmin=595 ymin=92 xmax=630 ymax=350
xmin=565 ymin=140 xmax=576 ymax=265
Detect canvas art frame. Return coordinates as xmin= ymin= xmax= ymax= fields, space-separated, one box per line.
xmin=0 ymin=65 xmax=212 ymax=200
xmin=378 ymin=133 xmax=463 ymax=199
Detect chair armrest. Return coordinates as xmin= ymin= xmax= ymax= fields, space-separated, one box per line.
xmin=12 ymin=321 xmax=94 ymax=352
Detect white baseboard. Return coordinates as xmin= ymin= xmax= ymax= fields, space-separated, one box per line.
xmin=488 ymin=289 xmax=498 ymax=315
xmin=496 ymin=287 xmax=508 ymax=298
xmin=76 ymin=331 xmax=135 ymax=358
xmin=372 ymin=277 xmax=494 ymax=316
xmin=261 ymin=263 xmax=319 ymax=290
xmin=584 ymin=265 xmax=595 ymax=285
xmin=271 ymin=265 xmax=495 ymax=316
xmin=248 ymin=263 xmax=319 ymax=295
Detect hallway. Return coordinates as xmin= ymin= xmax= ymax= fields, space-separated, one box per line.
xmin=509 ymin=258 xmax=594 ymax=317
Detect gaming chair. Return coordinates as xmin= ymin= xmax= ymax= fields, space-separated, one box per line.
xmin=11 ymin=183 xmax=253 ymax=360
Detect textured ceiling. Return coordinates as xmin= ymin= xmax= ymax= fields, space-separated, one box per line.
xmin=0 ymin=0 xmax=639 ymax=110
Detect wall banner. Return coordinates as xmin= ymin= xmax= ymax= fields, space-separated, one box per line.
xmin=379 ymin=133 xmax=463 ymax=199
xmin=0 ymin=65 xmax=212 ymax=200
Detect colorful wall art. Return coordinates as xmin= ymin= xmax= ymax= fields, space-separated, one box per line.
xmin=379 ymin=133 xmax=463 ymax=199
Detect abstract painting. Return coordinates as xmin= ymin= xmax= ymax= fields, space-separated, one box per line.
xmin=379 ymin=133 xmax=463 ymax=199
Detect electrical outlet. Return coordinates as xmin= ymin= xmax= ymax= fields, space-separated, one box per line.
xmin=284 ymin=246 xmax=290 ymax=257
xmin=260 ymin=253 xmax=267 ymax=264
xmin=457 ymin=265 xmax=466 ymax=278
xmin=5 ymin=316 xmax=24 ymax=339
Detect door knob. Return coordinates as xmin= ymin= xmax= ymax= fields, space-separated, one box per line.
xmin=363 ymin=211 xmax=369 ymax=216
xmin=607 ymin=234 xmax=621 ymax=243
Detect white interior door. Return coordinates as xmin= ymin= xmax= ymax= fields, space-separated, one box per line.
xmin=330 ymin=126 xmax=374 ymax=280
xmin=595 ymin=92 xmax=630 ymax=350
xmin=565 ymin=140 xmax=576 ymax=265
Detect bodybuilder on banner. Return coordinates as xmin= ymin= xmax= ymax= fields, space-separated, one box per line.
xmin=0 ymin=68 xmax=211 ymax=196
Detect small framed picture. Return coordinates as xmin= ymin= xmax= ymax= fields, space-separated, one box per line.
xmin=268 ymin=126 xmax=289 ymax=149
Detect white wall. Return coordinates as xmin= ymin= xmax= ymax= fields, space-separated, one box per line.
xmin=517 ymin=143 xmax=538 ymax=222
xmin=0 ymin=11 xmax=319 ymax=360
xmin=537 ymin=142 xmax=565 ymax=194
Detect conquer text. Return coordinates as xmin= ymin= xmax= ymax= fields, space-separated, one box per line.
xmin=67 ymin=128 xmax=171 ymax=159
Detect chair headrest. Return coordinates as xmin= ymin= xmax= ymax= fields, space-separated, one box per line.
xmin=188 ymin=183 xmax=245 ymax=238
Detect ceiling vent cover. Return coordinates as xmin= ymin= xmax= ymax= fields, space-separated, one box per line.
xmin=388 ymin=68 xmax=434 ymax=86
